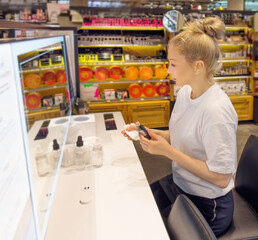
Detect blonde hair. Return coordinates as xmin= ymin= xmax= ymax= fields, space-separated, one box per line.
xmin=169 ymin=17 xmax=226 ymax=80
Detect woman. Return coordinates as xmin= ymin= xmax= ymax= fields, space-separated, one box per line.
xmin=121 ymin=17 xmax=238 ymax=237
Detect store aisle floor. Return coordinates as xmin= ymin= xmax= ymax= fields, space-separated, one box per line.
xmin=133 ymin=122 xmax=258 ymax=184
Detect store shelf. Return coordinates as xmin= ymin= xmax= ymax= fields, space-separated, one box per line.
xmin=226 ymin=92 xmax=251 ymax=96
xmin=214 ymin=75 xmax=251 ymax=80
xmin=18 ymin=20 xmax=47 ymax=23
xmin=81 ymin=26 xmax=164 ymax=30
xmin=225 ymin=26 xmax=250 ymax=31
xmin=24 ymin=84 xmax=67 ymax=93
xmin=21 ymin=65 xmax=65 ymax=73
xmin=222 ymin=57 xmax=250 ymax=60
xmin=24 ymin=105 xmax=59 ymax=113
xmin=218 ymin=42 xmax=251 ymax=46
xmin=79 ymin=60 xmax=168 ymax=66
xmin=221 ymin=59 xmax=250 ymax=63
xmin=182 ymin=26 xmax=250 ymax=31
xmin=80 ymin=79 xmax=169 ymax=84
xmin=39 ymin=47 xmax=62 ymax=51
xmin=78 ymin=43 xmax=166 ymax=47
xmin=86 ymin=96 xmax=170 ymax=103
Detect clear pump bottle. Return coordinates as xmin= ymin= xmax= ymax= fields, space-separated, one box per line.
xmin=50 ymin=139 xmax=60 ymax=170
xmin=74 ymin=136 xmax=86 ymax=170
xmin=35 ymin=145 xmax=50 ymax=176
xmin=92 ymin=138 xmax=103 ymax=168
xmin=61 ymin=144 xmax=74 ymax=168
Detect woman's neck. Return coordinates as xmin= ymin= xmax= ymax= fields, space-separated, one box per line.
xmin=190 ymin=77 xmax=214 ymax=99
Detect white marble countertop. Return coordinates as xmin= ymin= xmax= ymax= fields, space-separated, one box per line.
xmin=32 ymin=112 xmax=169 ymax=240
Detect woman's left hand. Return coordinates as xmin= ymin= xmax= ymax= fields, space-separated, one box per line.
xmin=139 ymin=129 xmax=171 ymax=156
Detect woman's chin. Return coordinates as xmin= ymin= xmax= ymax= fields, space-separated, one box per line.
xmin=175 ymin=81 xmax=182 ymax=86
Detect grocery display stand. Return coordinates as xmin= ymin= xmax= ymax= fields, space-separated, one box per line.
xmin=78 ymin=24 xmax=171 ymax=128
xmin=252 ymin=32 xmax=258 ymax=123
xmin=77 ymin=11 xmax=256 ymax=124
xmin=2 ymin=9 xmax=257 ymax=124
xmin=21 ymin=49 xmax=68 ymax=128
xmin=217 ymin=26 xmax=254 ymax=121
xmin=0 ymin=21 xmax=79 ymax=129
xmin=173 ymin=23 xmax=255 ymax=121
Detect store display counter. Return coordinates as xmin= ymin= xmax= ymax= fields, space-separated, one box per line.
xmin=29 ymin=112 xmax=169 ymax=239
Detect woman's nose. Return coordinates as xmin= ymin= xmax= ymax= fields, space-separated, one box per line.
xmin=167 ymin=65 xmax=173 ymax=75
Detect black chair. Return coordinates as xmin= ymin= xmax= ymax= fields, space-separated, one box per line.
xmin=219 ymin=135 xmax=258 ymax=240
xmin=167 ymin=194 xmax=217 ymax=240
xmin=167 ymin=135 xmax=258 ymax=240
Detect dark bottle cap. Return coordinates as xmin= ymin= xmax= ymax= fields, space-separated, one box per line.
xmin=78 ymin=102 xmax=84 ymax=109
xmin=76 ymin=136 xmax=83 ymax=147
xmin=53 ymin=139 xmax=60 ymax=150
xmin=60 ymin=103 xmax=65 ymax=110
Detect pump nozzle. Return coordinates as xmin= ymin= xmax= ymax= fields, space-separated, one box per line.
xmin=53 ymin=139 xmax=60 ymax=150
xmin=76 ymin=136 xmax=84 ymax=147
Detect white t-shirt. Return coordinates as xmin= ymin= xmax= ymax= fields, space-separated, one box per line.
xmin=169 ymin=83 xmax=238 ymax=199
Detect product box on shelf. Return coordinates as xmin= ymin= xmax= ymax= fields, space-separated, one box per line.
xmin=80 ymin=83 xmax=99 ymax=101
xmin=103 ymin=89 xmax=116 ymax=100
xmin=83 ymin=17 xmax=163 ymax=28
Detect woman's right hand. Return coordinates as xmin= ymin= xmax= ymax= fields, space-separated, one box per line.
xmin=121 ymin=121 xmax=140 ymax=141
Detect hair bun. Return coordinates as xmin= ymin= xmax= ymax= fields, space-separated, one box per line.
xmin=202 ymin=17 xmax=225 ymax=40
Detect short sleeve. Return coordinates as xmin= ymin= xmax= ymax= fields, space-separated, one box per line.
xmin=201 ymin=123 xmax=237 ymax=174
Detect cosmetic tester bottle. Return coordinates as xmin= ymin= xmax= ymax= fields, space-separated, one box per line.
xmin=78 ymin=102 xmax=85 ymax=115
xmin=35 ymin=145 xmax=50 ymax=176
xmin=61 ymin=144 xmax=74 ymax=168
xmin=84 ymin=142 xmax=92 ymax=168
xmin=50 ymin=139 xmax=60 ymax=170
xmin=59 ymin=103 xmax=66 ymax=117
xmin=92 ymin=138 xmax=103 ymax=168
xmin=74 ymin=136 xmax=86 ymax=170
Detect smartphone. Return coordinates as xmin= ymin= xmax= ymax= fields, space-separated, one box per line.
xmin=137 ymin=124 xmax=151 ymax=140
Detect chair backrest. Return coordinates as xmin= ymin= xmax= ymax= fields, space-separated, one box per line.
xmin=235 ymin=134 xmax=258 ymax=213
xmin=167 ymin=194 xmax=217 ymax=240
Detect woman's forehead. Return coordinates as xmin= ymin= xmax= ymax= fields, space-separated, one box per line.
xmin=168 ymin=47 xmax=182 ymax=60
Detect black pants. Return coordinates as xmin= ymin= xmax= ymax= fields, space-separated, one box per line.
xmin=150 ymin=174 xmax=234 ymax=237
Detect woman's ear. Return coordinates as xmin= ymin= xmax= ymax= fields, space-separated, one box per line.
xmin=193 ymin=60 xmax=204 ymax=74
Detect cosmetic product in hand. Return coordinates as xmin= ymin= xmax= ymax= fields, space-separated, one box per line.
xmin=137 ymin=124 xmax=151 ymax=140
xmin=49 ymin=139 xmax=60 ymax=170
xmin=92 ymin=137 xmax=103 ymax=168
xmin=35 ymin=145 xmax=51 ymax=176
